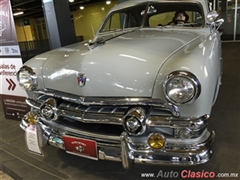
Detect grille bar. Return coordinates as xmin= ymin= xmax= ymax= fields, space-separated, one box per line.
xmin=27 ymin=95 xmax=174 ymax=126
xmin=34 ymin=89 xmax=180 ymax=117
xmin=59 ymin=101 xmax=128 ymax=115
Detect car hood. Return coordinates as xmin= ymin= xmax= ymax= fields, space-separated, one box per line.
xmin=39 ymin=29 xmax=202 ymax=97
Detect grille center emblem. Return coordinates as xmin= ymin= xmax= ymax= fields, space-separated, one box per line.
xmin=77 ymin=73 xmax=87 ymax=87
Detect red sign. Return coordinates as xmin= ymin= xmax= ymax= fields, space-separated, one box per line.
xmin=62 ymin=135 xmax=98 ymax=160
xmin=6 ymin=78 xmax=16 ymax=91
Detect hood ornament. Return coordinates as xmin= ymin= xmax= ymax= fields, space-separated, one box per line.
xmin=77 ymin=73 xmax=87 ymax=87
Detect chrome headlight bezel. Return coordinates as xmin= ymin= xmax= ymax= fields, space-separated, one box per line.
xmin=17 ymin=66 xmax=38 ymax=91
xmin=164 ymin=71 xmax=201 ymax=105
xmin=123 ymin=107 xmax=146 ymax=136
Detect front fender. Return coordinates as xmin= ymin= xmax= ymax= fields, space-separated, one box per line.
xmin=152 ymin=32 xmax=222 ymax=117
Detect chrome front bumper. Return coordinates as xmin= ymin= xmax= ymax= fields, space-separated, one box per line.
xmin=20 ymin=118 xmax=215 ymax=169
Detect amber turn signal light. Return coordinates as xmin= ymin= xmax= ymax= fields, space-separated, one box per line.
xmin=148 ymin=133 xmax=165 ymax=149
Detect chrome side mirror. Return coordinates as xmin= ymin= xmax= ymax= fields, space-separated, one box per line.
xmin=207 ymin=11 xmax=224 ymax=33
xmin=215 ymin=18 xmax=224 ymax=26
xmin=215 ymin=18 xmax=224 ymax=32
xmin=207 ymin=10 xmax=219 ymax=23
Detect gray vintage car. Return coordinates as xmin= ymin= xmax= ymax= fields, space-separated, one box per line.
xmin=17 ymin=0 xmax=223 ymax=169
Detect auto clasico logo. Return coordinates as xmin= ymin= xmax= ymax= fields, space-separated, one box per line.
xmin=141 ymin=170 xmax=216 ymax=179
xmin=181 ymin=170 xmax=215 ymax=179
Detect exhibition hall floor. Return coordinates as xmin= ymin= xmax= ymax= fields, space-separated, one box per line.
xmin=0 ymin=42 xmax=239 ymax=180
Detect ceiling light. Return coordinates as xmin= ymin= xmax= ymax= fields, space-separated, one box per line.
xmin=80 ymin=6 xmax=84 ymax=10
xmin=69 ymin=0 xmax=74 ymax=2
xmin=106 ymin=1 xmax=111 ymax=5
xmin=13 ymin=11 xmax=24 ymax=16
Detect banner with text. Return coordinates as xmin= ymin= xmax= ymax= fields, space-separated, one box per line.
xmin=0 ymin=0 xmax=30 ymax=120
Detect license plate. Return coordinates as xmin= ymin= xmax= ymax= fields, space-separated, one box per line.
xmin=62 ymin=135 xmax=98 ymax=160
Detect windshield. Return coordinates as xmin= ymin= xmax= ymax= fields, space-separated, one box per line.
xmin=99 ymin=2 xmax=204 ymax=34
xmin=100 ymin=3 xmax=147 ymax=33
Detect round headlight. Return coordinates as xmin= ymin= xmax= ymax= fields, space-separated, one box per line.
xmin=164 ymin=71 xmax=201 ymax=105
xmin=17 ymin=66 xmax=37 ymax=91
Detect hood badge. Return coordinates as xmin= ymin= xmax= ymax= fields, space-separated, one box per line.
xmin=77 ymin=73 xmax=87 ymax=87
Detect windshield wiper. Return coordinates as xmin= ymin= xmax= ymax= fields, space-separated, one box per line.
xmin=86 ymin=27 xmax=140 ymax=50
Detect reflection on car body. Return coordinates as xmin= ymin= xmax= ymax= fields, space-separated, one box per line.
xmin=17 ymin=0 xmax=223 ymax=169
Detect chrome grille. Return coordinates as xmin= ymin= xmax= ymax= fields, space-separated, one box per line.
xmin=26 ymin=90 xmax=179 ymax=137
xmin=34 ymin=89 xmax=180 ymax=116
xmin=24 ymin=90 xmax=209 ymax=142
xmin=59 ymin=101 xmax=128 ymax=115
xmin=26 ymin=90 xmax=178 ymax=137
xmin=57 ymin=101 xmax=130 ymax=125
xmin=29 ymin=90 xmax=175 ymax=126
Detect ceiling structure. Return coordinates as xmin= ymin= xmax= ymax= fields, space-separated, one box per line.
xmin=10 ymin=0 xmax=107 ymax=19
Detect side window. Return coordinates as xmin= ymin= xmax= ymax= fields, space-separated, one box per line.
xmin=102 ymin=13 xmax=124 ymax=32
xmin=184 ymin=11 xmax=203 ymax=25
xmin=192 ymin=12 xmax=203 ymax=24
xmin=127 ymin=14 xmax=138 ymax=27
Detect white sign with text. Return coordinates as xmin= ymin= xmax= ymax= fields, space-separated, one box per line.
xmin=0 ymin=58 xmax=27 ymax=96
xmin=25 ymin=124 xmax=43 ymax=156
